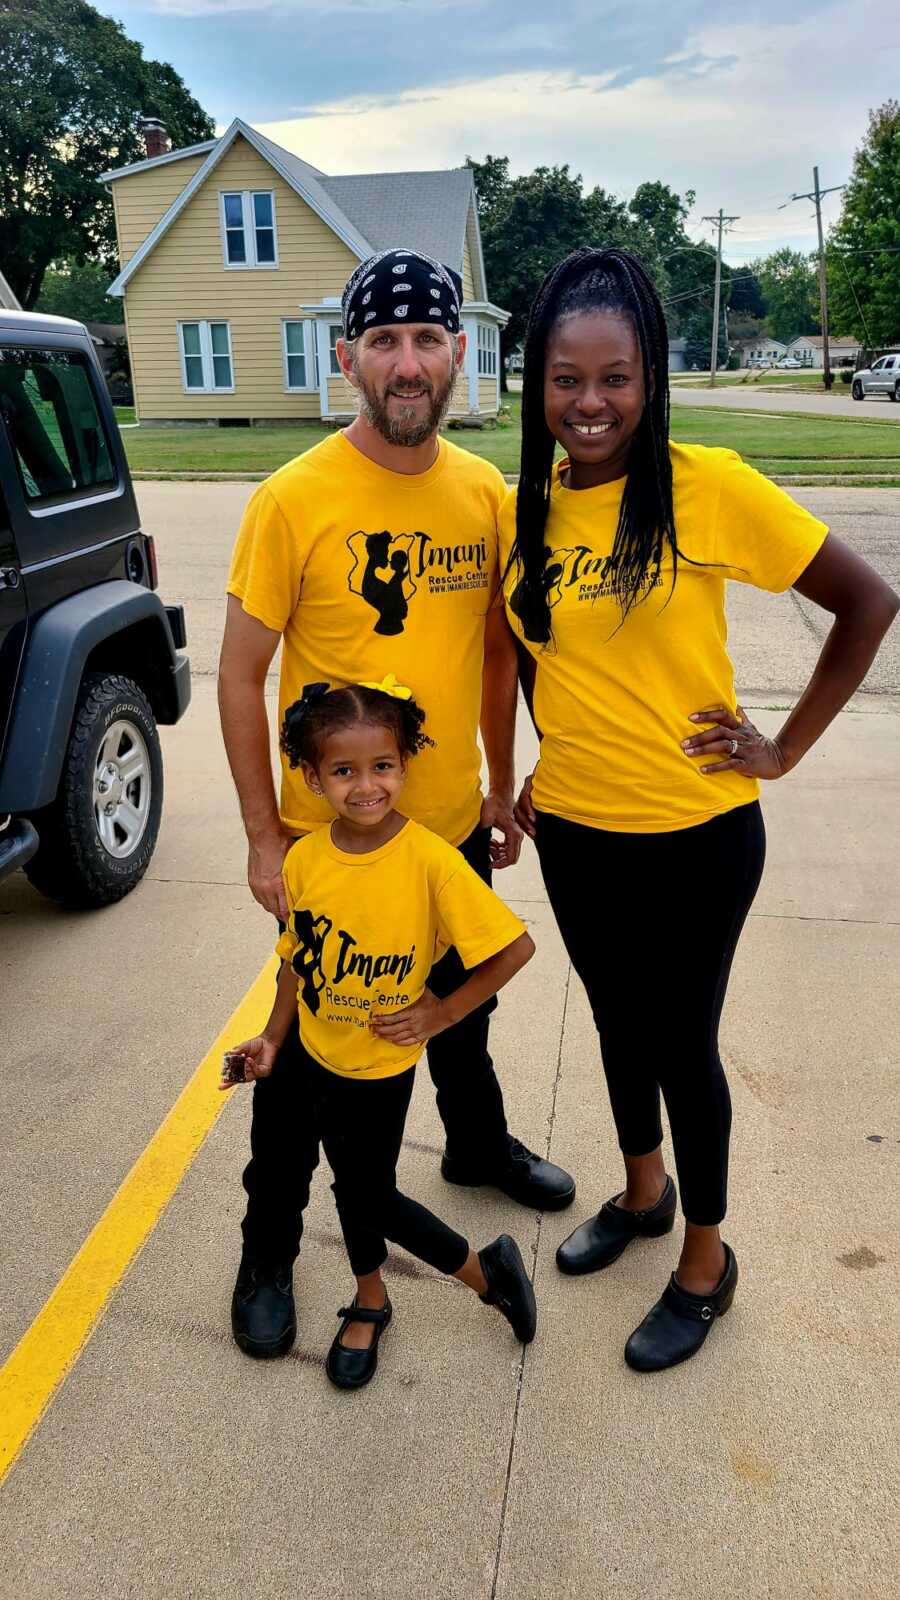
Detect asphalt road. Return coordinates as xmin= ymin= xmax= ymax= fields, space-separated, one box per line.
xmin=1 ymin=478 xmax=897 ymax=1599
xmin=670 ymin=382 xmax=900 ymax=421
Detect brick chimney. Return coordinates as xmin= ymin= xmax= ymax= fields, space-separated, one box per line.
xmin=139 ymin=117 xmax=169 ymax=160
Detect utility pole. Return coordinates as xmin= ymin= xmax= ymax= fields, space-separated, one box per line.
xmin=700 ymin=208 xmax=739 ymax=385
xmin=781 ymin=168 xmax=844 ymax=389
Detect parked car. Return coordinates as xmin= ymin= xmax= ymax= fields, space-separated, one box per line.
xmin=776 ymin=358 xmax=803 ymax=369
xmin=851 ymin=354 xmax=900 ymax=402
xmin=0 ymin=310 xmax=190 ymax=906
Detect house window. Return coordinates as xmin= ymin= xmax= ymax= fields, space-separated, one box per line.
xmin=477 ymin=324 xmax=498 ymax=377
xmin=283 ymin=320 xmax=315 ymax=391
xmin=220 ymin=191 xmax=278 ymax=267
xmin=313 ymin=324 xmax=343 ymax=385
xmin=178 ymin=321 xmax=234 ymax=392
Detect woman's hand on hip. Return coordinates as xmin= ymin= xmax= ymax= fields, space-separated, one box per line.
xmin=682 ymin=705 xmax=790 ymax=780
xmin=514 ymin=772 xmax=537 ymax=838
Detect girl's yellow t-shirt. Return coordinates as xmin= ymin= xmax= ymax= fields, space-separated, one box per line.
xmin=276 ymin=820 xmax=526 ymax=1079
xmin=499 ymin=443 xmax=829 ymax=834
xmin=227 ymin=431 xmax=506 ymax=848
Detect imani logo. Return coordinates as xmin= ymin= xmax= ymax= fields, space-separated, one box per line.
xmin=347 ymin=531 xmax=417 ymax=635
xmin=289 ymin=908 xmax=332 ymax=1015
xmin=507 ymin=548 xmax=577 ymax=641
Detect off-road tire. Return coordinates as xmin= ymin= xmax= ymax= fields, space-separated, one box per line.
xmin=25 ymin=673 xmax=163 ymax=908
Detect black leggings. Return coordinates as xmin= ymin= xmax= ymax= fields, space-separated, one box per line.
xmin=535 ymin=801 xmax=766 ymax=1226
xmin=309 ymin=1053 xmax=471 ymax=1280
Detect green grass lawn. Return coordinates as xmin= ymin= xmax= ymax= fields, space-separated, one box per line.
xmin=121 ymin=392 xmax=900 ymax=483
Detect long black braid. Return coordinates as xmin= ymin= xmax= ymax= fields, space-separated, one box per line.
xmin=508 ymin=247 xmax=677 ymax=644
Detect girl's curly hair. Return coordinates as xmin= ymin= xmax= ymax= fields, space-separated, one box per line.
xmin=280 ymin=682 xmax=433 ymax=770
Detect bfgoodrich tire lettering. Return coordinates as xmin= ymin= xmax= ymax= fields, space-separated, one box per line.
xmin=25 ymin=673 xmax=163 ymax=908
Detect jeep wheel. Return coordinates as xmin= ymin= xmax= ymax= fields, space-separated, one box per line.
xmin=25 ymin=673 xmax=163 ymax=908
xmin=851 ymin=380 xmax=863 ymax=401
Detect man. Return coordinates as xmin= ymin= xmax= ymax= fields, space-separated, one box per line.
xmin=219 ymin=247 xmax=574 ymax=1359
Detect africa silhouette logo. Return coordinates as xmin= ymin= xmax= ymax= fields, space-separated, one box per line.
xmin=346 ymin=531 xmax=418 ymax=635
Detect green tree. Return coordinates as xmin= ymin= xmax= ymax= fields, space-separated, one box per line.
xmin=36 ymin=259 xmax=125 ymax=322
xmin=0 ymin=0 xmax=214 ymax=307
xmin=682 ymin=306 xmax=728 ymax=370
xmin=827 ymin=100 xmax=900 ymax=346
xmin=751 ymin=247 xmax=819 ymax=343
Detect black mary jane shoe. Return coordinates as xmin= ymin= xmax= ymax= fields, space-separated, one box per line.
xmin=478 ymin=1234 xmax=537 ymax=1344
xmin=624 ymin=1244 xmax=738 ymax=1373
xmin=326 ymin=1295 xmax=393 ymax=1391
xmin=442 ymin=1137 xmax=576 ymax=1212
xmin=231 ymin=1257 xmax=296 ymax=1359
xmin=556 ymin=1176 xmax=677 ymax=1276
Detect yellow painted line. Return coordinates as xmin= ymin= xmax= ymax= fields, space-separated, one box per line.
xmin=0 ymin=956 xmax=278 ymax=1487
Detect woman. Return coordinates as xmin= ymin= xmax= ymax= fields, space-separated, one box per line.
xmin=500 ymin=247 xmax=898 ymax=1372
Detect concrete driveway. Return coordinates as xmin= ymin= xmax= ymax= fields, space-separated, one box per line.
xmin=1 ymin=481 xmax=897 ymax=1599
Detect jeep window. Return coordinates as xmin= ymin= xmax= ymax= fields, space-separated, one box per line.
xmin=0 ymin=348 xmax=116 ymax=505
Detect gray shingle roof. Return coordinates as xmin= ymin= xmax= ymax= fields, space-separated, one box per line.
xmin=320 ymin=168 xmax=474 ymax=273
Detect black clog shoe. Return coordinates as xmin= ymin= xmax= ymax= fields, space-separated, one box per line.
xmin=442 ymin=1137 xmax=576 ymax=1211
xmin=624 ymin=1245 xmax=738 ymax=1373
xmin=478 ymin=1234 xmax=537 ymax=1343
xmin=326 ymin=1295 xmax=393 ymax=1390
xmin=231 ymin=1257 xmax=296 ymax=1359
xmin=556 ymin=1176 xmax=677 ymax=1275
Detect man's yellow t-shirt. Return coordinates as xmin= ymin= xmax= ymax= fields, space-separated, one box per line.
xmin=227 ymin=432 xmax=506 ymax=846
xmin=275 ymin=819 xmax=526 ymax=1079
xmin=499 ymin=443 xmax=829 ymax=834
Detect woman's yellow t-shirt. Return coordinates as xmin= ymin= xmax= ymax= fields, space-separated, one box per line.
xmin=227 ymin=431 xmax=506 ymax=847
xmin=275 ymin=819 xmax=526 ymax=1079
xmin=499 ymin=443 xmax=829 ymax=834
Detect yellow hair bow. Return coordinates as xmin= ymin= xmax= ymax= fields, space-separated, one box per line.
xmin=359 ymin=673 xmax=412 ymax=701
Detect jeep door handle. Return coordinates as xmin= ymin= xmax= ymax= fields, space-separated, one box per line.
xmin=0 ymin=567 xmax=21 ymax=590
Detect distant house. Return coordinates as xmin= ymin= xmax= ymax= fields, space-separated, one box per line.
xmin=101 ymin=117 xmax=509 ymax=425
xmin=786 ymin=335 xmax=861 ymax=369
xmin=668 ymin=338 xmax=687 ymax=373
xmin=0 ymin=270 xmax=21 ymax=311
xmin=735 ymin=337 xmax=788 ymax=368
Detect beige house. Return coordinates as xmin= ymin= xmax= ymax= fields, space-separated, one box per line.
xmin=101 ymin=118 xmax=508 ymax=425
xmin=785 ymin=335 xmax=861 ymax=369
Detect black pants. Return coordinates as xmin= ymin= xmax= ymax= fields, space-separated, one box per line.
xmin=535 ymin=801 xmax=766 ymax=1226
xmin=240 ymin=824 xmax=509 ymax=1266
xmin=310 ymin=1054 xmax=470 ymax=1278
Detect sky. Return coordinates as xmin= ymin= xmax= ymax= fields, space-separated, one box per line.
xmin=102 ymin=0 xmax=900 ymax=263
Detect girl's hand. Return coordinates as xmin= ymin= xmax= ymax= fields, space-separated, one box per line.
xmin=513 ymin=772 xmax=537 ymax=838
xmin=682 ymin=706 xmax=790 ymax=780
xmin=370 ymin=989 xmax=449 ymax=1048
xmin=218 ymin=1034 xmax=280 ymax=1090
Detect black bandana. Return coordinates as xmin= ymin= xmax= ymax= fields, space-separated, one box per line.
xmin=342 ymin=248 xmax=463 ymax=341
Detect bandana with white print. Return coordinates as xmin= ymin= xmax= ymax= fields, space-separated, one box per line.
xmin=342 ymin=248 xmax=463 ymax=340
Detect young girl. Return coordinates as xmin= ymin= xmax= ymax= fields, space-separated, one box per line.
xmin=502 ymin=246 xmax=897 ymax=1373
xmin=223 ymin=676 xmax=537 ymax=1390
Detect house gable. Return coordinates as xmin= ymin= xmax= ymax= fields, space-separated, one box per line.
xmin=110 ymin=152 xmax=210 ymax=268
xmin=106 ymin=118 xmax=371 ymax=296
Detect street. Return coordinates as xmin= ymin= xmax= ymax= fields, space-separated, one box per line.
xmin=1 ymin=482 xmax=898 ymax=1599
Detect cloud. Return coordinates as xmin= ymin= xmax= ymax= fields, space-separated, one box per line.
xmin=244 ymin=0 xmax=897 ymax=259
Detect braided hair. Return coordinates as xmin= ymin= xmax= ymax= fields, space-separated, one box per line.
xmin=509 ymin=247 xmax=677 ymax=644
xmin=280 ymin=682 xmax=432 ymax=771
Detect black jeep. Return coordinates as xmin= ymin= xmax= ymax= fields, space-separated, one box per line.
xmin=0 ymin=310 xmax=190 ymax=907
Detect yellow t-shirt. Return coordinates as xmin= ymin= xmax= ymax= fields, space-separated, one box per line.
xmin=499 ymin=443 xmax=829 ymax=834
xmin=227 ymin=431 xmax=506 ymax=846
xmin=275 ymin=819 xmax=526 ymax=1079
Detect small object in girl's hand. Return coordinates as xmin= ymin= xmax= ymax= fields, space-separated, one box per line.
xmin=221 ymin=1050 xmax=249 ymax=1086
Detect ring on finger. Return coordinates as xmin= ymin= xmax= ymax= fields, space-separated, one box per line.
xmin=727 ymin=737 xmax=739 ymax=756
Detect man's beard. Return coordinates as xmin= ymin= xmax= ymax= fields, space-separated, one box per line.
xmin=356 ymin=371 xmax=455 ymax=446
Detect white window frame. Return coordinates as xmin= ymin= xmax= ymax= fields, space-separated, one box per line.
xmin=313 ymin=321 xmax=343 ymax=385
xmin=219 ymin=190 xmax=278 ymax=269
xmin=282 ymin=319 xmax=317 ymax=393
xmin=477 ymin=323 xmax=498 ymax=377
xmin=178 ymin=320 xmax=235 ymax=393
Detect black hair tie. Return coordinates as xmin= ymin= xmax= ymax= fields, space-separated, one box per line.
xmin=284 ymin=681 xmax=331 ymax=727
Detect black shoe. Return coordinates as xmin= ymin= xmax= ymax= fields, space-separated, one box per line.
xmin=325 ymin=1295 xmax=393 ymax=1391
xmin=231 ymin=1257 xmax=297 ymax=1359
xmin=479 ymin=1234 xmax=537 ymax=1344
xmin=442 ymin=1137 xmax=576 ymax=1211
xmin=556 ymin=1175 xmax=677 ymax=1275
xmin=624 ymin=1245 xmax=738 ymax=1373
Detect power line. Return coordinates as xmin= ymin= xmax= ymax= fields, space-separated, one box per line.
xmin=780 ymin=167 xmax=846 ymax=388
xmin=700 ymin=208 xmax=740 ymax=385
